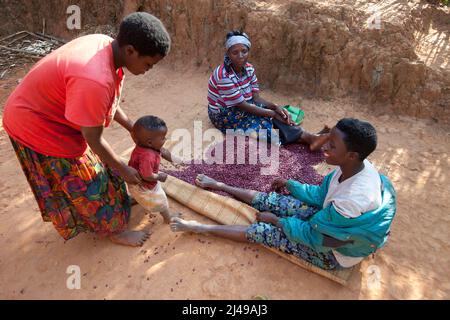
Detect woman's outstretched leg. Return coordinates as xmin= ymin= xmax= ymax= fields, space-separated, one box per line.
xmin=195 ymin=174 xmax=259 ymax=205
xmin=170 ymin=217 xmax=249 ymax=242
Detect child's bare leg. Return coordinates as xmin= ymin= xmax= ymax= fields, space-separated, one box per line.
xmin=195 ymin=174 xmax=259 ymax=205
xmin=160 ymin=209 xmax=172 ymax=224
xmin=160 ymin=209 xmax=183 ymax=224
xmin=170 ymin=217 xmax=249 ymax=242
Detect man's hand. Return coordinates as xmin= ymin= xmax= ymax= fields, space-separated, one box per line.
xmin=118 ymin=165 xmax=142 ymax=185
xmin=271 ymin=177 xmax=288 ymax=192
xmin=256 ymin=211 xmax=280 ymax=226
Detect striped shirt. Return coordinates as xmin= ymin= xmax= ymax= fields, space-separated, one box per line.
xmin=207 ymin=63 xmax=260 ymax=111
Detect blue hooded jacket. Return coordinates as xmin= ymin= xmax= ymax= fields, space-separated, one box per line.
xmin=279 ymin=173 xmax=397 ymax=257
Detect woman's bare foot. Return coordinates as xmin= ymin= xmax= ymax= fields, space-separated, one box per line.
xmin=310 ymin=133 xmax=330 ymax=151
xmin=109 ymin=229 xmax=152 ymax=247
xmin=170 ymin=217 xmax=204 ymax=233
xmin=195 ymin=174 xmax=222 ymax=190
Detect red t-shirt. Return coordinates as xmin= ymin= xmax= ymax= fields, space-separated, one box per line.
xmin=2 ymin=34 xmax=124 ymax=158
xmin=128 ymin=146 xmax=161 ymax=190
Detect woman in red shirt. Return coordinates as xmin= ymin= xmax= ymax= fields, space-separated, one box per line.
xmin=2 ymin=12 xmax=171 ymax=247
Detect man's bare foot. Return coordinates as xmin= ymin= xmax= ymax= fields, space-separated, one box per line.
xmin=109 ymin=229 xmax=152 ymax=247
xmin=317 ymin=125 xmax=331 ymax=135
xmin=310 ymin=133 xmax=330 ymax=151
xmin=170 ymin=217 xmax=204 ymax=233
xmin=195 ymin=174 xmax=221 ymax=190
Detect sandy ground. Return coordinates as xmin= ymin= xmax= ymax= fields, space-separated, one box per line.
xmin=0 ymin=61 xmax=449 ymax=300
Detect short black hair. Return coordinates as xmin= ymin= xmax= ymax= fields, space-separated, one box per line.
xmin=134 ymin=115 xmax=167 ymax=132
xmin=225 ymin=30 xmax=250 ymax=42
xmin=117 ymin=12 xmax=171 ymax=57
xmin=336 ymin=118 xmax=377 ymax=161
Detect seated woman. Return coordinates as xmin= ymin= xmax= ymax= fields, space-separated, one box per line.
xmin=171 ymin=118 xmax=397 ymax=270
xmin=207 ymin=30 xmax=329 ymax=149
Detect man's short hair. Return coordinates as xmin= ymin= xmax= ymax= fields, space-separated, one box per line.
xmin=336 ymin=118 xmax=377 ymax=161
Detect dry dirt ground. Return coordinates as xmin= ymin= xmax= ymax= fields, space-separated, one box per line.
xmin=0 ymin=61 xmax=449 ymax=299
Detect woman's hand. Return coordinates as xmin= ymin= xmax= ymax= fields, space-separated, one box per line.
xmin=273 ymin=112 xmax=290 ymax=125
xmin=256 ymin=211 xmax=280 ymax=226
xmin=271 ymin=177 xmax=287 ymax=192
xmin=274 ymin=105 xmax=293 ymax=125
xmin=252 ymin=93 xmax=292 ymax=124
xmin=81 ymin=126 xmax=142 ymax=185
xmin=118 ymin=164 xmax=143 ymax=185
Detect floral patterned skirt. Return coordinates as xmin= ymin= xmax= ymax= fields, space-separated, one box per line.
xmin=247 ymin=191 xmax=339 ymax=270
xmin=208 ymin=100 xmax=279 ymax=143
xmin=9 ymin=137 xmax=131 ymax=240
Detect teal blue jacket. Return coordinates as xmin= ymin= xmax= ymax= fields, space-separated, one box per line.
xmin=279 ymin=173 xmax=397 ymax=257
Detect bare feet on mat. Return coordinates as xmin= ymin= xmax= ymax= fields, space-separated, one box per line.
xmin=109 ymin=229 xmax=152 ymax=247
xmin=170 ymin=217 xmax=203 ymax=233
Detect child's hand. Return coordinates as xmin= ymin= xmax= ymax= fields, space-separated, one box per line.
xmin=158 ymin=172 xmax=168 ymax=182
xmin=271 ymin=178 xmax=287 ymax=191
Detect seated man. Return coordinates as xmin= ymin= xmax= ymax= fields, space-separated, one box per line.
xmin=170 ymin=118 xmax=397 ymax=270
